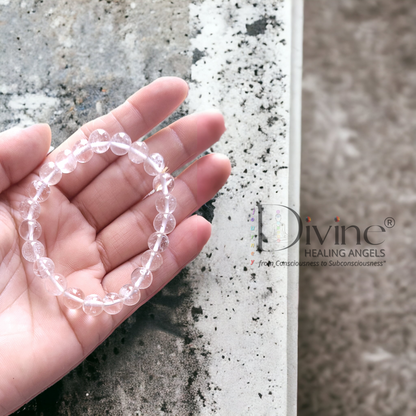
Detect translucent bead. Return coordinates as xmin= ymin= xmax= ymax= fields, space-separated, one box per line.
xmin=110 ymin=132 xmax=131 ymax=156
xmin=128 ymin=141 xmax=149 ymax=164
xmin=33 ymin=257 xmax=55 ymax=279
xmin=28 ymin=180 xmax=51 ymax=202
xmin=89 ymin=129 xmax=111 ymax=153
xmin=119 ymin=284 xmax=141 ymax=306
xmin=155 ymin=194 xmax=177 ymax=214
xmin=103 ymin=292 xmax=124 ymax=315
xmin=153 ymin=213 xmax=176 ymax=234
xmin=19 ymin=219 xmax=42 ymax=241
xmin=131 ymin=267 xmax=153 ymax=290
xmin=148 ymin=232 xmax=169 ymax=252
xmin=39 ymin=162 xmax=62 ymax=185
xmin=44 ymin=273 xmax=67 ymax=296
xmin=55 ymin=149 xmax=77 ymax=173
xmin=73 ymin=138 xmax=94 ymax=163
xmin=153 ymin=173 xmax=174 ymax=195
xmin=63 ymin=287 xmax=85 ymax=309
xmin=22 ymin=240 xmax=45 ymax=262
xmin=83 ymin=294 xmax=104 ymax=316
xmin=144 ymin=153 xmax=165 ymax=176
xmin=139 ymin=250 xmax=163 ymax=271
xmin=18 ymin=199 xmax=41 ymax=220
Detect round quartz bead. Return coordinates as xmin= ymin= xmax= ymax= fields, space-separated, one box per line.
xmin=131 ymin=267 xmax=153 ymax=290
xmin=39 ymin=162 xmax=62 ymax=185
xmin=29 ymin=180 xmax=51 ymax=202
xmin=44 ymin=273 xmax=67 ymax=296
xmin=144 ymin=153 xmax=165 ymax=176
xmin=139 ymin=250 xmax=163 ymax=271
xmin=83 ymin=294 xmax=104 ymax=316
xmin=55 ymin=149 xmax=77 ymax=173
xmin=33 ymin=257 xmax=55 ymax=279
xmin=110 ymin=132 xmax=131 ymax=156
xmin=155 ymin=194 xmax=177 ymax=214
xmin=148 ymin=232 xmax=169 ymax=252
xmin=103 ymin=292 xmax=124 ymax=315
xmin=89 ymin=129 xmax=111 ymax=153
xmin=119 ymin=284 xmax=141 ymax=306
xmin=19 ymin=219 xmax=42 ymax=241
xmin=153 ymin=213 xmax=176 ymax=234
xmin=128 ymin=141 xmax=149 ymax=164
xmin=73 ymin=138 xmax=94 ymax=163
xmin=153 ymin=173 xmax=174 ymax=195
xmin=18 ymin=198 xmax=41 ymax=220
xmin=63 ymin=287 xmax=85 ymax=309
xmin=22 ymin=240 xmax=45 ymax=262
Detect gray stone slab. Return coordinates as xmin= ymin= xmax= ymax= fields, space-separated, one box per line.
xmin=0 ymin=0 xmax=302 ymax=414
xmin=298 ymin=1 xmax=416 ymax=415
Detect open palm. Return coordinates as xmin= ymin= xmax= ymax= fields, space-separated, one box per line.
xmin=0 ymin=77 xmax=230 ymax=415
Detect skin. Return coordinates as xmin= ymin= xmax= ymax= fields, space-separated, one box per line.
xmin=0 ymin=77 xmax=231 ymax=415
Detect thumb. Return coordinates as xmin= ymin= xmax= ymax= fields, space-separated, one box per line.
xmin=0 ymin=124 xmax=51 ymax=193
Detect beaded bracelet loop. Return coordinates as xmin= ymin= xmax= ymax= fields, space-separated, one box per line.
xmin=18 ymin=129 xmax=176 ymax=317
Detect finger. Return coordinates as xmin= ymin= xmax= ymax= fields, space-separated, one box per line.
xmin=57 ymin=215 xmax=211 ymax=350
xmin=96 ymin=153 xmax=231 ymax=274
xmin=105 ymin=214 xmax=212 ymax=326
xmin=48 ymin=77 xmax=189 ymax=199
xmin=72 ymin=111 xmax=226 ymax=232
xmin=0 ymin=124 xmax=51 ymax=193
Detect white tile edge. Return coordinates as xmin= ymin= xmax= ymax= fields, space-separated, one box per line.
xmin=287 ymin=0 xmax=304 ymax=415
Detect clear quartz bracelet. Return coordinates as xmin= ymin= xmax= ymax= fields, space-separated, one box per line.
xmin=18 ymin=129 xmax=177 ymax=316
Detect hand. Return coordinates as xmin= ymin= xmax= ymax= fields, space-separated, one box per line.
xmin=0 ymin=77 xmax=230 ymax=415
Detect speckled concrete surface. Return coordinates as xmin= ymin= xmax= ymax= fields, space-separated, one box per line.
xmin=299 ymin=1 xmax=416 ymax=415
xmin=186 ymin=1 xmax=299 ymax=414
xmin=0 ymin=0 xmax=299 ymax=415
